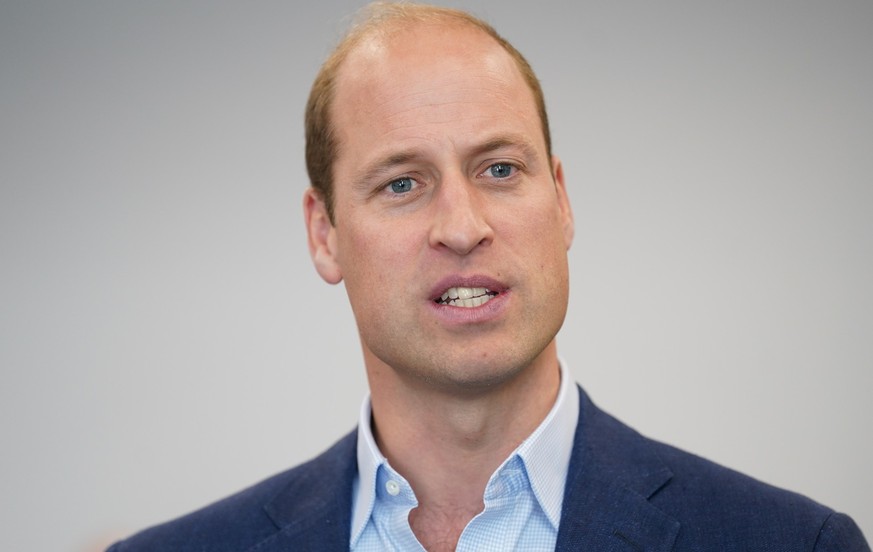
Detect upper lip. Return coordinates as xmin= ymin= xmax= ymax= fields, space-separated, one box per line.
xmin=429 ymin=275 xmax=508 ymax=302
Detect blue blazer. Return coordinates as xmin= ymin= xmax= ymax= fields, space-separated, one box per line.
xmin=109 ymin=387 xmax=869 ymax=551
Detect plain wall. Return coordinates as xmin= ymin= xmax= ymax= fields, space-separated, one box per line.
xmin=0 ymin=1 xmax=870 ymax=550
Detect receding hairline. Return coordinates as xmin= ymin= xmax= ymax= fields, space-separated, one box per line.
xmin=339 ymin=2 xmax=500 ymax=49
xmin=329 ymin=6 xmax=550 ymax=153
xmin=330 ymin=5 xmax=520 ymax=86
xmin=305 ymin=2 xmax=553 ymax=222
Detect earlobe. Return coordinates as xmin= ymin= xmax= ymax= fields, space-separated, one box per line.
xmin=552 ymin=156 xmax=575 ymax=250
xmin=303 ymin=188 xmax=343 ymax=284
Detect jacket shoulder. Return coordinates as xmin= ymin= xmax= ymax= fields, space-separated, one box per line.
xmin=644 ymin=433 xmax=868 ymax=549
xmin=108 ymin=431 xmax=357 ymax=552
xmin=571 ymin=388 xmax=869 ymax=550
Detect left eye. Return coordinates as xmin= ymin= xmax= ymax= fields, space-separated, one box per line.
xmin=488 ymin=163 xmax=514 ymax=178
xmin=389 ymin=177 xmax=415 ymax=194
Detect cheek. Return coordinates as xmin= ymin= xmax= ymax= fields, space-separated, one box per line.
xmin=502 ymin=197 xmax=566 ymax=247
xmin=337 ymin=219 xmax=416 ymax=290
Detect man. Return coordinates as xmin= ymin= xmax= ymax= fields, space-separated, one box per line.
xmin=109 ymin=2 xmax=869 ymax=551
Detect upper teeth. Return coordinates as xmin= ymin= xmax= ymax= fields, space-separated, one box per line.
xmin=438 ymin=287 xmax=495 ymax=308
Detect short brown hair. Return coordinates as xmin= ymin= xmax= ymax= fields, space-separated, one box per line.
xmin=305 ymin=1 xmax=552 ymax=223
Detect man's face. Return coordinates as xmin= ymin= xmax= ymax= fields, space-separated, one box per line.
xmin=306 ymin=23 xmax=574 ymax=393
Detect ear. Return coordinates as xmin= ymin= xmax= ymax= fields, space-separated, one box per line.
xmin=303 ymin=188 xmax=342 ymax=284
xmin=552 ymin=156 xmax=575 ymax=249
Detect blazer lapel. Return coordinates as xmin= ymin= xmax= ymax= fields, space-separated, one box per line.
xmin=247 ymin=431 xmax=357 ymax=552
xmin=556 ymin=387 xmax=680 ymax=551
xmin=243 ymin=388 xmax=680 ymax=551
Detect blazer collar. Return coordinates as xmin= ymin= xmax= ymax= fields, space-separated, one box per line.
xmin=556 ymin=386 xmax=680 ymax=551
xmin=252 ymin=431 xmax=357 ymax=552
xmin=249 ymin=386 xmax=680 ymax=552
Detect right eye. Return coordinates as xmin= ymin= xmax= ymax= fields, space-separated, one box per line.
xmin=388 ymin=177 xmax=416 ymax=194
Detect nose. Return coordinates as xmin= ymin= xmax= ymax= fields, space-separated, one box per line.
xmin=428 ymin=174 xmax=494 ymax=255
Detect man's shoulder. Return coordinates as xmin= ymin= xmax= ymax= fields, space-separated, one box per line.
xmin=574 ymin=390 xmax=868 ymax=549
xmin=107 ymin=431 xmax=357 ymax=552
xmin=647 ymin=435 xmax=867 ymax=548
xmin=649 ymin=434 xmax=829 ymax=518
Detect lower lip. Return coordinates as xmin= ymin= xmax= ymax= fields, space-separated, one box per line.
xmin=427 ymin=291 xmax=509 ymax=325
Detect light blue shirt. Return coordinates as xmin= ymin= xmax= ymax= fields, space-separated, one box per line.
xmin=350 ymin=361 xmax=579 ymax=551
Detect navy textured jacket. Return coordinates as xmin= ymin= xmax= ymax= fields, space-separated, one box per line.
xmin=109 ymin=387 xmax=870 ymax=551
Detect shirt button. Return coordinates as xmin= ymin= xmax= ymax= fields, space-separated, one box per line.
xmin=385 ymin=480 xmax=401 ymax=496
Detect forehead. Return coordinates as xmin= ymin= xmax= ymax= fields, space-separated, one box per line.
xmin=330 ymin=22 xmax=542 ymax=161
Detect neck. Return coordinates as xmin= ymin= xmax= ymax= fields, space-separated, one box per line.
xmin=364 ymin=342 xmax=561 ymax=549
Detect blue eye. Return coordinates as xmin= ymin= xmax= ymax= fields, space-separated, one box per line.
xmin=489 ymin=163 xmax=514 ymax=178
xmin=389 ymin=177 xmax=414 ymax=194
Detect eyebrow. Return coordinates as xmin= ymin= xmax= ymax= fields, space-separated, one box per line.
xmin=357 ymin=150 xmax=422 ymax=188
xmin=473 ymin=135 xmax=539 ymax=161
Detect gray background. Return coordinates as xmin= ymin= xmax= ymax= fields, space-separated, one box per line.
xmin=1 ymin=1 xmax=870 ymax=550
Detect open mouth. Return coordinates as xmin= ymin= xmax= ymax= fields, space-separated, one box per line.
xmin=434 ymin=286 xmax=498 ymax=308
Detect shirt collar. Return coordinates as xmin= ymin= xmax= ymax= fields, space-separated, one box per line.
xmin=514 ymin=357 xmax=579 ymax=528
xmin=350 ymin=359 xmax=579 ymax=544
xmin=351 ymin=397 xmax=384 ymax=546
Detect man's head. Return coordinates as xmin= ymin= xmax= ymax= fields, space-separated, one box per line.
xmin=304 ymin=2 xmax=573 ymax=393
xmin=305 ymin=2 xmax=552 ymax=223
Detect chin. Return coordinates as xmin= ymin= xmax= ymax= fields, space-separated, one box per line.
xmin=405 ymin=349 xmax=543 ymax=395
